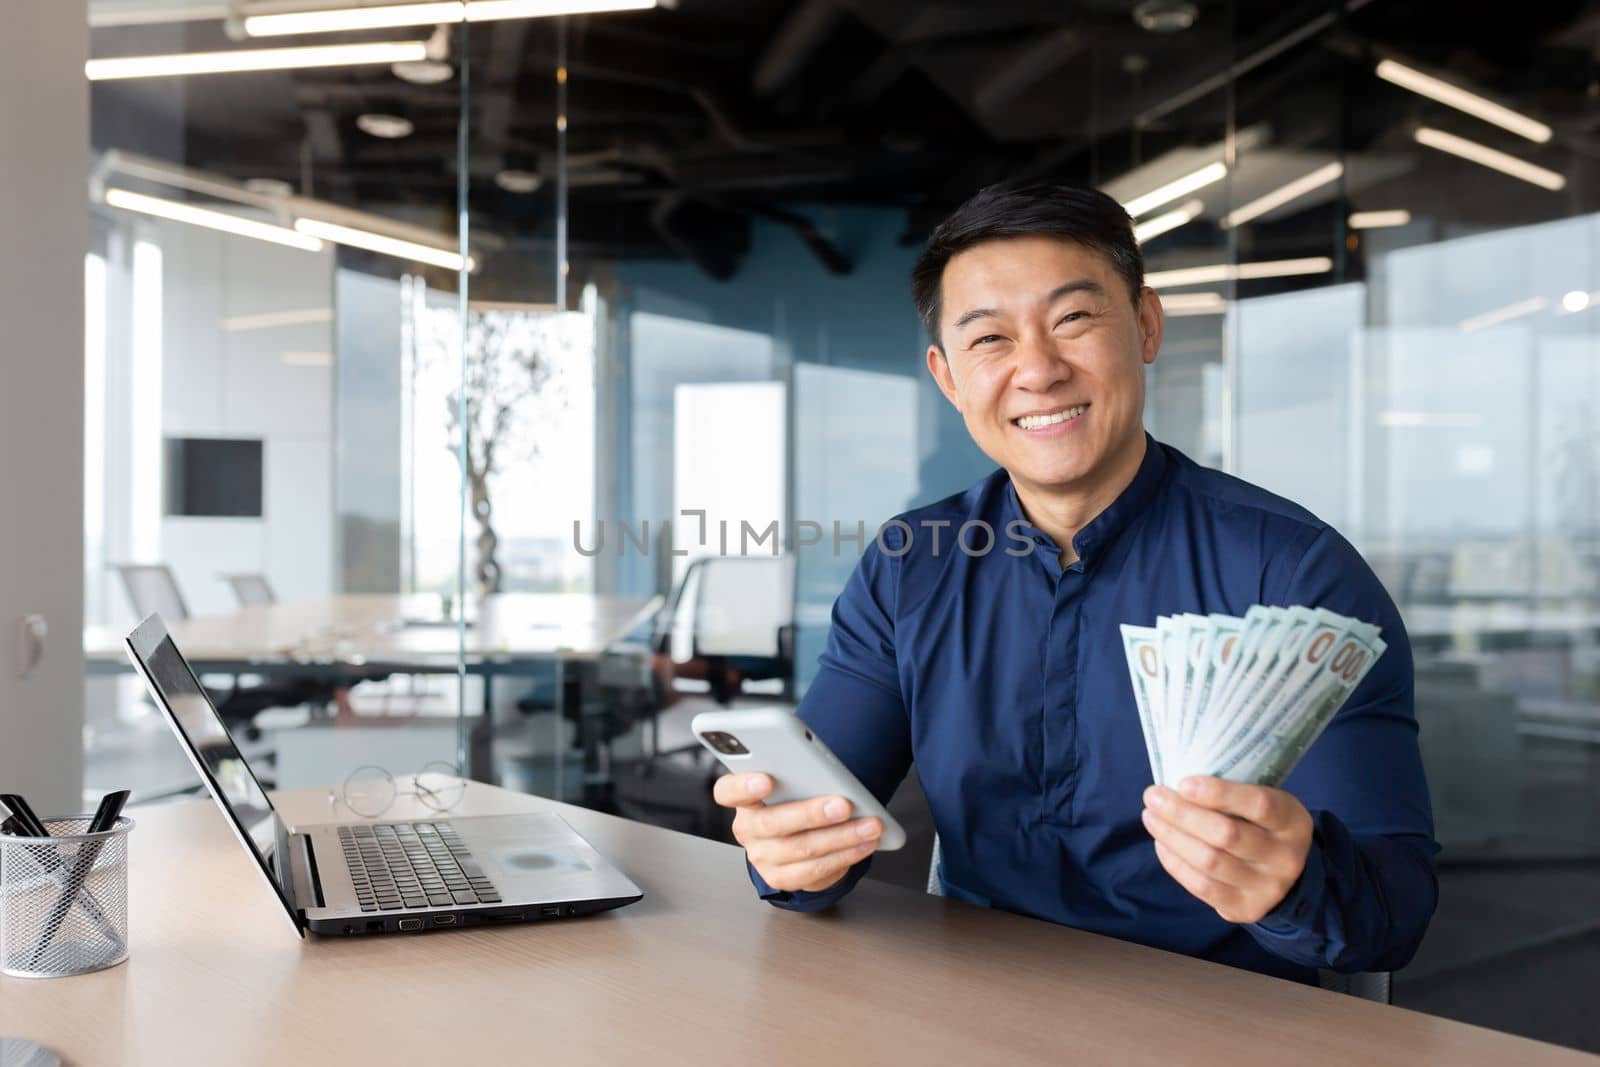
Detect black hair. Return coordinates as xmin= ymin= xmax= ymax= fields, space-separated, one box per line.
xmin=910 ymin=183 xmax=1145 ymax=349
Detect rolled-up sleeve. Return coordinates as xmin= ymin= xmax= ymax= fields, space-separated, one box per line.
xmin=1247 ymin=526 xmax=1440 ymax=973
xmin=749 ymin=537 xmax=914 ymax=911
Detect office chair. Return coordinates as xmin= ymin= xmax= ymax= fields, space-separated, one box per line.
xmin=925 ymin=835 xmax=1392 ymax=1004
xmin=223 ymin=572 xmax=276 ymax=607
xmin=114 ymin=563 xmax=191 ymax=621
xmin=605 ymin=556 xmax=796 ymax=837
xmin=112 ymin=563 xmax=338 ymax=740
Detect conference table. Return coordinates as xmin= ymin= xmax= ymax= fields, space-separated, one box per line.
xmin=84 ymin=593 xmax=658 ymax=785
xmin=0 ymin=780 xmax=1591 ymax=1065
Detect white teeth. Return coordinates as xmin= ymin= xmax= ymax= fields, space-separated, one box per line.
xmin=1016 ymin=405 xmax=1087 ymax=430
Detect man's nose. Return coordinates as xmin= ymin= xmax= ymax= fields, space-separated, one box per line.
xmin=1012 ymin=334 xmax=1071 ymax=391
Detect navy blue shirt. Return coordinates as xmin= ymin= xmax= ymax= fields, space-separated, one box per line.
xmin=751 ymin=436 xmax=1438 ymax=984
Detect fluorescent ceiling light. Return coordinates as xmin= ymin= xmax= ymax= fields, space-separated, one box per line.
xmin=1459 ymin=296 xmax=1547 ymax=333
xmin=89 ymin=3 xmax=230 ymax=28
xmin=104 ymin=189 xmax=325 ymax=252
xmin=243 ymin=0 xmax=656 ymax=36
xmin=293 ymin=217 xmax=471 ymax=271
xmin=224 ymin=307 xmax=334 ymax=331
xmin=1379 ymin=411 xmax=1485 ymax=429
xmin=1376 ymin=59 xmax=1551 ymax=144
xmin=1158 ymin=292 xmax=1226 ymax=316
xmin=1121 ymin=162 xmax=1227 ymax=218
xmin=281 ymin=351 xmax=334 ymax=367
xmin=1145 ymin=257 xmax=1333 ymax=289
xmin=86 ymin=39 xmax=429 ymax=80
xmin=1348 ymin=209 xmax=1411 ymax=230
xmin=1414 ymin=127 xmax=1565 ymax=192
xmin=1133 ymin=199 xmax=1203 ymax=243
xmin=1220 ymin=161 xmax=1342 ymax=229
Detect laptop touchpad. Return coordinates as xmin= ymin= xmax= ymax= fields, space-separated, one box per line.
xmin=497 ymin=847 xmax=592 ymax=874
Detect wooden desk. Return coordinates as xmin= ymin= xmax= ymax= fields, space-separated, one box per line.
xmin=0 ymin=783 xmax=1591 ymax=1066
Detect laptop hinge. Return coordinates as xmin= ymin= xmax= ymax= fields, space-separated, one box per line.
xmin=272 ymin=815 xmax=311 ymax=932
xmin=299 ymin=832 xmax=327 ymax=909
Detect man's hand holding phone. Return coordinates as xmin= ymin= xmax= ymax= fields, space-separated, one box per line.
xmin=714 ymin=773 xmax=884 ymax=893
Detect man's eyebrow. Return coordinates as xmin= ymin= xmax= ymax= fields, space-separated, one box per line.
xmin=1044 ymin=279 xmax=1105 ymax=304
xmin=950 ymin=280 xmax=1107 ymax=333
xmin=952 ymin=306 xmax=1001 ymax=330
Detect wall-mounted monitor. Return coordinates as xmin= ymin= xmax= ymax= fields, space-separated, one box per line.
xmin=164 ymin=437 xmax=264 ymax=518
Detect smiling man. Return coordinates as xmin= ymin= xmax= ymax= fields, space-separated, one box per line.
xmin=713 ymin=184 xmax=1438 ymax=984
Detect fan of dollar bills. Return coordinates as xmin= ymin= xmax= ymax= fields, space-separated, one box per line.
xmin=1120 ymin=606 xmax=1386 ymax=789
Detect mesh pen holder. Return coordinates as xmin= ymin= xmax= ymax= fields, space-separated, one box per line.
xmin=0 ymin=815 xmax=133 ymax=978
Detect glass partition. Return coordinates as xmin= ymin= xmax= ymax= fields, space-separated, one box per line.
xmin=83 ymin=2 xmax=471 ymax=807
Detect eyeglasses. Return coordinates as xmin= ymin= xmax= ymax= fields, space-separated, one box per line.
xmin=330 ymin=761 xmax=467 ymax=819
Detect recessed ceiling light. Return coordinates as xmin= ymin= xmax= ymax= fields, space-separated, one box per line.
xmin=1348 ymin=209 xmax=1412 ymax=230
xmin=356 ymin=113 xmax=415 ymax=139
xmin=495 ymin=170 xmax=543 ymax=194
xmin=244 ymin=177 xmax=294 ymax=198
xmin=1132 ymin=0 xmax=1198 ymax=32
xmin=392 ymin=59 xmax=454 ymax=85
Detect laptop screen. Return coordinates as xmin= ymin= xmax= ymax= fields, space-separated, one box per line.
xmin=124 ymin=613 xmax=302 ymax=934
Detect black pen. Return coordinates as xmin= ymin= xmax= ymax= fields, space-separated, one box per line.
xmin=19 ymin=790 xmax=131 ymax=965
xmin=0 ymin=793 xmax=51 ymax=838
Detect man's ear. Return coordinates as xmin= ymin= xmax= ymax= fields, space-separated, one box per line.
xmin=1137 ymin=286 xmax=1165 ymax=365
xmin=925 ymin=344 xmax=962 ymax=410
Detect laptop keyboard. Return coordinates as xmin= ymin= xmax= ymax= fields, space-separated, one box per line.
xmin=338 ymin=821 xmax=502 ymax=912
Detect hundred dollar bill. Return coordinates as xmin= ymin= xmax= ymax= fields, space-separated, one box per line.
xmin=1166 ymin=613 xmax=1240 ymax=782
xmin=1220 ymin=608 xmax=1382 ymax=777
xmin=1202 ymin=605 xmax=1279 ymax=739
xmin=1216 ymin=630 xmax=1386 ymax=786
xmin=1174 ymin=614 xmax=1208 ymax=753
xmin=1200 ymin=606 xmax=1317 ymax=768
xmin=1158 ymin=616 xmax=1190 ymax=780
xmin=1200 ymin=608 xmax=1351 ymax=776
xmin=1120 ymin=624 xmax=1166 ymax=785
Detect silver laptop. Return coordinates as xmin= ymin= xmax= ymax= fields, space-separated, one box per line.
xmin=125 ymin=614 xmax=643 ymax=937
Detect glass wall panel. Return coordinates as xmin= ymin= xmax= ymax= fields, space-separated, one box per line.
xmin=84 ymin=3 xmax=471 ymax=808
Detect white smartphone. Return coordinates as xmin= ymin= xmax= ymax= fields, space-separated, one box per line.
xmin=692 ymin=707 xmax=906 ymax=851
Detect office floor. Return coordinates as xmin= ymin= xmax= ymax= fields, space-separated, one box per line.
xmin=87 ymin=698 xmax=1599 ymax=1056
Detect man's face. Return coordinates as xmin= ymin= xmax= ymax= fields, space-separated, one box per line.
xmin=926 ymin=235 xmax=1163 ymax=497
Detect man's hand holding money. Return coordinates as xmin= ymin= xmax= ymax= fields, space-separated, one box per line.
xmin=1141 ymin=776 xmax=1314 ymax=925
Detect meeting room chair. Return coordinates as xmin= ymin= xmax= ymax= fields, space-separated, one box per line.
xmin=113 ymin=563 xmax=191 ymax=621
xmin=925 ymin=835 xmax=1392 ymax=1004
xmin=112 ymin=562 xmax=339 ymax=741
xmin=223 ymin=572 xmax=276 ymax=606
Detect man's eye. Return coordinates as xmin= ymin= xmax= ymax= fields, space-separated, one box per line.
xmin=972 ymin=335 xmax=1005 ymax=346
xmin=1056 ymin=311 xmax=1088 ymax=327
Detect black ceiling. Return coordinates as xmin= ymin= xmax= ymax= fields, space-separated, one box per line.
xmin=90 ymin=0 xmax=1600 ymax=285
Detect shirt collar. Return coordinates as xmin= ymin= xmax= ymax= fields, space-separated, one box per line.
xmin=1001 ymin=433 xmax=1169 ymax=570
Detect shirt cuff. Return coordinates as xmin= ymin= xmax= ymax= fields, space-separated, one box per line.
xmin=747 ymin=856 xmax=872 ymax=912
xmin=1252 ymin=829 xmax=1327 ymax=937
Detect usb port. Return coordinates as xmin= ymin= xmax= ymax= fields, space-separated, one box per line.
xmin=432 ymin=914 xmax=457 ymax=926
xmin=398 ymin=918 xmax=423 ymax=931
xmin=540 ymin=904 xmax=561 ymax=918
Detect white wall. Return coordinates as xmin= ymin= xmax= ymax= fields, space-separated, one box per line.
xmin=0 ymin=1 xmax=87 ymax=812
xmin=99 ymin=219 xmax=336 ymax=620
